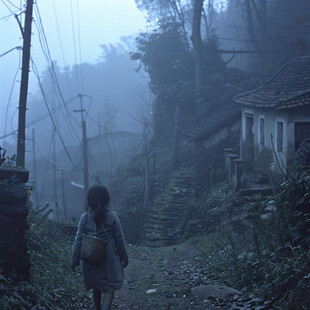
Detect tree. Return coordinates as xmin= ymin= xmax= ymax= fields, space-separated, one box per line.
xmin=191 ymin=0 xmax=204 ymax=112
xmin=132 ymin=22 xmax=194 ymax=141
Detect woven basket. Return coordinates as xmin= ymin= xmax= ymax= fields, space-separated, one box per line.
xmin=80 ymin=234 xmax=108 ymax=265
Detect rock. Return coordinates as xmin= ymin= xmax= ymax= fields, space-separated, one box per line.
xmin=191 ymin=285 xmax=241 ymax=300
xmin=146 ymin=289 xmax=157 ymax=294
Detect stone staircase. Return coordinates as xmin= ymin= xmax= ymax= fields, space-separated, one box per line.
xmin=143 ymin=171 xmax=194 ymax=247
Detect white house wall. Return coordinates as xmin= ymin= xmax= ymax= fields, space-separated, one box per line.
xmin=241 ymin=108 xmax=288 ymax=168
xmin=242 ymin=106 xmax=310 ymax=169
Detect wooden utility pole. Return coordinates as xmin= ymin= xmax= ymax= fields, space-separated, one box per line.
xmin=32 ymin=128 xmax=39 ymax=206
xmin=52 ymin=129 xmax=59 ymax=221
xmin=16 ymin=0 xmax=34 ymax=168
xmin=74 ymin=94 xmax=89 ymax=211
xmin=60 ymin=169 xmax=67 ymax=223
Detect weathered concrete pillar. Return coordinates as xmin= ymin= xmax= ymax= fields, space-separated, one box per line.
xmin=224 ymin=148 xmax=233 ymax=180
xmin=234 ymin=159 xmax=244 ymax=189
xmin=0 ymin=168 xmax=30 ymax=282
xmin=228 ymin=154 xmax=239 ymax=183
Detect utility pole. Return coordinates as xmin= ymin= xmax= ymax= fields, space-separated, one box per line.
xmin=32 ymin=128 xmax=39 ymax=206
xmin=52 ymin=129 xmax=59 ymax=221
xmin=74 ymin=94 xmax=89 ymax=211
xmin=16 ymin=0 xmax=34 ymax=168
xmin=60 ymin=169 xmax=67 ymax=223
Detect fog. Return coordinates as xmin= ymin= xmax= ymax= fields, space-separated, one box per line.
xmin=1 ymin=1 xmax=310 ymax=308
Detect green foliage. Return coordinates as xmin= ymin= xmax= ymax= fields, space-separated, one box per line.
xmin=132 ymin=21 xmax=193 ymax=103
xmin=0 ymin=215 xmax=93 ymax=309
xmin=0 ymin=146 xmax=16 ymax=167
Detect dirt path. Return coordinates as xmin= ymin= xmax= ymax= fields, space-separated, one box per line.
xmin=107 ymin=243 xmax=270 ymax=310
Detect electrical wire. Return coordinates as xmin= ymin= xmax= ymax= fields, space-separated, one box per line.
xmin=70 ymin=0 xmax=79 ymax=91
xmin=5 ymin=0 xmax=20 ymax=10
xmin=76 ymin=0 xmax=84 ymax=91
xmin=0 ymin=12 xmax=15 ymax=20
xmin=33 ymin=4 xmax=81 ymax=143
xmin=2 ymin=48 xmax=21 ymax=148
xmin=0 ymin=0 xmax=15 ymax=14
xmin=52 ymin=0 xmax=72 ymax=94
xmin=0 ymin=95 xmax=79 ymax=140
xmin=39 ymin=131 xmax=53 ymax=202
xmin=31 ymin=58 xmax=77 ymax=168
xmin=10 ymin=108 xmax=18 ymax=140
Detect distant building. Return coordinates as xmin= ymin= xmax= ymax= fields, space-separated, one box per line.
xmin=30 ymin=131 xmax=141 ymax=221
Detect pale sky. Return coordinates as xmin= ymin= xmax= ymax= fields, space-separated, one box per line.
xmin=0 ymin=0 xmax=147 ymax=143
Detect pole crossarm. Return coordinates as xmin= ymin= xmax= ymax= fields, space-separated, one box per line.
xmin=0 ymin=46 xmax=22 ymax=57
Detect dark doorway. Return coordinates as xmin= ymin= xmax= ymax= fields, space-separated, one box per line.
xmin=245 ymin=113 xmax=254 ymax=164
xmin=295 ymin=122 xmax=310 ymax=151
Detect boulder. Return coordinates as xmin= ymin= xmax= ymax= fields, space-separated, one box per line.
xmin=191 ymin=284 xmax=241 ymax=300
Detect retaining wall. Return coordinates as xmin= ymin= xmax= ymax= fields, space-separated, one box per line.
xmin=0 ymin=168 xmax=30 ymax=282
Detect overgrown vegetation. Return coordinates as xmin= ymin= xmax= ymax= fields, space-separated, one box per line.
xmin=187 ymin=170 xmax=310 ymax=309
xmin=0 ymin=146 xmax=16 ymax=167
xmin=0 ymin=212 xmax=91 ymax=309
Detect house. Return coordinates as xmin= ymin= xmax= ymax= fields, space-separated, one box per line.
xmin=234 ymin=55 xmax=310 ymax=172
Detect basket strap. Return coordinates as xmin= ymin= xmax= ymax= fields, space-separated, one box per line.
xmin=101 ymin=223 xmax=118 ymax=253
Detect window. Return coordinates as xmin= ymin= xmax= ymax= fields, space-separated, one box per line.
xmin=276 ymin=121 xmax=284 ymax=152
xmin=259 ymin=118 xmax=265 ymax=147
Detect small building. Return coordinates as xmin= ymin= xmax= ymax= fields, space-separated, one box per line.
xmin=234 ymin=55 xmax=310 ymax=172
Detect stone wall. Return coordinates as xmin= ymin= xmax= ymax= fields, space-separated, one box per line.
xmin=0 ymin=168 xmax=30 ymax=282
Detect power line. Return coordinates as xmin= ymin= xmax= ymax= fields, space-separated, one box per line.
xmin=217 ymin=32 xmax=310 ymax=43
xmin=0 ymin=12 xmax=14 ymax=20
xmin=2 ymin=48 xmax=21 ymax=148
xmin=0 ymin=95 xmax=79 ymax=140
xmin=0 ymin=0 xmax=15 ymax=14
xmin=70 ymin=0 xmax=79 ymax=90
xmin=31 ymin=58 xmax=77 ymax=168
xmin=76 ymin=0 xmax=84 ymax=91
xmin=39 ymin=131 xmax=53 ymax=203
xmin=33 ymin=3 xmax=81 ymax=143
xmin=5 ymin=0 xmax=21 ymax=10
xmin=52 ymin=0 xmax=72 ymax=94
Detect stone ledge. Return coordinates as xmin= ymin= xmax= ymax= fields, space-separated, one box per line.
xmin=0 ymin=167 xmax=29 ymax=183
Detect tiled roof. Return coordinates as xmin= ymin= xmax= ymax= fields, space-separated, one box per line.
xmin=184 ymin=101 xmax=241 ymax=141
xmin=234 ymin=55 xmax=310 ymax=109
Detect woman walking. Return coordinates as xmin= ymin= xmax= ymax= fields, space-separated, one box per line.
xmin=71 ymin=185 xmax=128 ymax=310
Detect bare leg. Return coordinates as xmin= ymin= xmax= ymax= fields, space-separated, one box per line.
xmin=102 ymin=292 xmax=114 ymax=310
xmin=93 ymin=288 xmax=101 ymax=310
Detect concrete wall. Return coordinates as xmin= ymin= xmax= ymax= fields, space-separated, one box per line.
xmin=241 ymin=106 xmax=310 ymax=170
xmin=0 ymin=168 xmax=30 ymax=282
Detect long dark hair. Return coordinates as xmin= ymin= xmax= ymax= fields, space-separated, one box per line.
xmin=87 ymin=185 xmax=110 ymax=227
